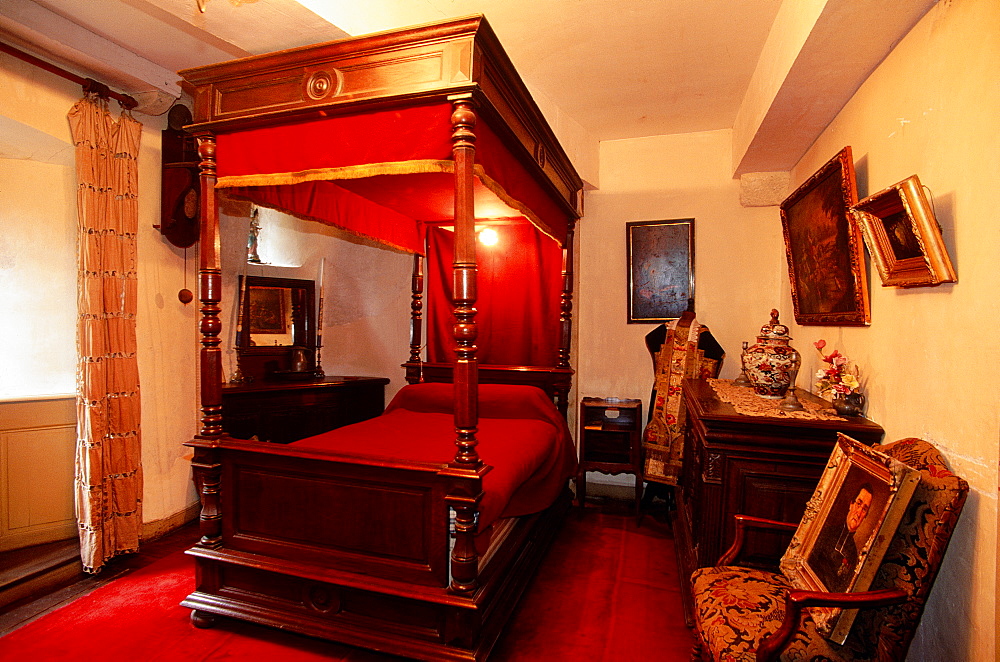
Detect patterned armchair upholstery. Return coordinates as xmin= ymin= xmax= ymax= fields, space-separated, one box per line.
xmin=690 ymin=438 xmax=968 ymax=662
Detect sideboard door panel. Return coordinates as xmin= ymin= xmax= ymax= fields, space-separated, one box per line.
xmin=724 ymin=458 xmax=824 ymax=567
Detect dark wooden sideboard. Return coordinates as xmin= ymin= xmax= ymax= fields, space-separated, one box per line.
xmin=221 ymin=376 xmax=390 ymax=444
xmin=674 ymin=378 xmax=885 ymax=621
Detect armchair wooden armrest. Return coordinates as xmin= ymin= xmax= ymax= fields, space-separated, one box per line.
xmin=717 ymin=514 xmax=798 ymax=566
xmin=755 ymin=587 xmax=909 ymax=662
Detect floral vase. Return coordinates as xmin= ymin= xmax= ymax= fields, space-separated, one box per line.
xmin=741 ymin=309 xmax=801 ymax=399
xmin=833 ymin=392 xmax=865 ymax=417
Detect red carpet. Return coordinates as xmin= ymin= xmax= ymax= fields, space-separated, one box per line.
xmin=0 ymin=505 xmax=694 ymax=661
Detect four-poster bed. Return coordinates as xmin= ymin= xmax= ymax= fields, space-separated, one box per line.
xmin=178 ymin=16 xmax=583 ymax=662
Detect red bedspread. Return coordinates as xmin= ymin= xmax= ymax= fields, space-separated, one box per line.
xmin=292 ymin=383 xmax=577 ymax=531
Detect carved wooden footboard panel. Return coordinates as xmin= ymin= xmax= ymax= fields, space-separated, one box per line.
xmin=183 ymin=436 xmax=571 ymax=661
xmin=219 ymin=441 xmax=451 ymax=587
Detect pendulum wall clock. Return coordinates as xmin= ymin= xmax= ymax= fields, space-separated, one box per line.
xmin=157 ymin=103 xmax=200 ymax=249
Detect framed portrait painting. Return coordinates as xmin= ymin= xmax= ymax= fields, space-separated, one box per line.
xmin=626 ymin=219 xmax=694 ymax=323
xmin=780 ymin=434 xmax=920 ymax=643
xmin=852 ymin=174 xmax=957 ymax=288
xmin=780 ymin=147 xmax=870 ymax=326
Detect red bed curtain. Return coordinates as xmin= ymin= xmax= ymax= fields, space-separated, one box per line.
xmin=426 ymin=222 xmax=562 ymax=366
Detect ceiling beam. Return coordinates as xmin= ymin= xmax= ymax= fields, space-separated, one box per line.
xmin=0 ymin=0 xmax=181 ymax=113
xmin=732 ymin=0 xmax=938 ymax=177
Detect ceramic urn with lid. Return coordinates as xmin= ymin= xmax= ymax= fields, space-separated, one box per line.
xmin=741 ymin=309 xmax=801 ymax=399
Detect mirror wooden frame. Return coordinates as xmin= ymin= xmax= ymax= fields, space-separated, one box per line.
xmin=236 ymin=275 xmax=316 ymax=380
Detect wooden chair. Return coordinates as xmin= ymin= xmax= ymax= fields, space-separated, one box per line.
xmin=689 ymin=438 xmax=968 ymax=662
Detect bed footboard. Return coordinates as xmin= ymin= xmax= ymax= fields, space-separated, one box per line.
xmin=183 ymin=436 xmax=569 ymax=661
xmin=191 ymin=437 xmax=454 ymax=586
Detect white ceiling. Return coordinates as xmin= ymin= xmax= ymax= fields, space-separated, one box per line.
xmin=2 ymin=0 xmax=781 ymax=142
xmin=296 ymin=0 xmax=785 ymax=142
xmin=0 ymin=0 xmax=938 ymax=177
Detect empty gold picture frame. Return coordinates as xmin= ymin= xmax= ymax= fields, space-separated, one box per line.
xmin=852 ymin=175 xmax=957 ymax=287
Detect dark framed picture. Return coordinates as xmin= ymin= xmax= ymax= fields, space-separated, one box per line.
xmin=248 ymin=286 xmax=288 ymax=335
xmin=780 ymin=434 xmax=920 ymax=643
xmin=852 ymin=174 xmax=957 ymax=288
xmin=780 ymin=147 xmax=869 ymax=326
xmin=626 ymin=219 xmax=694 ymax=323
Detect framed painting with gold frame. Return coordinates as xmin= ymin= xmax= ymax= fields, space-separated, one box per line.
xmin=780 ymin=147 xmax=869 ymax=326
xmin=780 ymin=434 xmax=920 ymax=644
xmin=852 ymin=175 xmax=956 ymax=288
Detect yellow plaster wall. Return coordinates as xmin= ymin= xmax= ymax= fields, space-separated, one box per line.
xmin=579 ymin=128 xmax=784 ymax=405
xmin=782 ymin=0 xmax=998 ymax=657
xmin=1 ymin=51 xmax=199 ymax=523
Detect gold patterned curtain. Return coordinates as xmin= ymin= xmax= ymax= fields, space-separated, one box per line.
xmin=69 ymin=95 xmax=143 ymax=573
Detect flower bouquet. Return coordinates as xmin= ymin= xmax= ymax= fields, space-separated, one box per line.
xmin=814 ymin=340 xmax=864 ymax=416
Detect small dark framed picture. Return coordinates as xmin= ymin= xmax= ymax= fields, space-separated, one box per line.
xmin=626 ymin=219 xmax=694 ymax=323
xmin=780 ymin=147 xmax=869 ymax=326
xmin=780 ymin=434 xmax=920 ymax=643
xmin=852 ymin=175 xmax=957 ymax=288
xmin=248 ymin=286 xmax=288 ymax=335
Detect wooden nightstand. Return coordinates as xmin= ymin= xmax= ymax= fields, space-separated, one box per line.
xmin=576 ymin=397 xmax=643 ymax=516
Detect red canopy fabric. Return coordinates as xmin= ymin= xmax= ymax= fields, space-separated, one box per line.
xmin=214 ymin=101 xmax=569 ymax=253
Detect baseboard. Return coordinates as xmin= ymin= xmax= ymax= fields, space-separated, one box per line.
xmin=0 ymin=540 xmax=82 ymax=612
xmin=141 ymin=502 xmax=200 ymax=543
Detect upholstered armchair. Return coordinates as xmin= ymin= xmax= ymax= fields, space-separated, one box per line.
xmin=690 ymin=438 xmax=968 ymax=662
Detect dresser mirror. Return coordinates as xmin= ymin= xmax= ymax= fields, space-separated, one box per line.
xmin=237 ymin=275 xmax=316 ymax=380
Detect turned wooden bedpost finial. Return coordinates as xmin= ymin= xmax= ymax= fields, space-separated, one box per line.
xmin=558 ymin=221 xmax=576 ymax=370
xmin=196 ymin=132 xmax=223 ymax=438
xmin=449 ymin=94 xmax=481 ymax=470
xmin=188 ymin=440 xmax=222 ymax=547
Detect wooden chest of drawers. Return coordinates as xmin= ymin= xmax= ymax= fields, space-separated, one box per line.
xmin=221 ymin=376 xmax=389 ymax=444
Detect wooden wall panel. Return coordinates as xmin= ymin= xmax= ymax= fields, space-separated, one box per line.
xmin=0 ymin=397 xmax=76 ymax=551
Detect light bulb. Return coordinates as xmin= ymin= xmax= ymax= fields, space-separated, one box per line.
xmin=478 ymin=227 xmax=499 ymax=246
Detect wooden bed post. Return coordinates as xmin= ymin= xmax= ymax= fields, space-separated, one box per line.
xmin=558 ymin=221 xmax=576 ymax=370
xmin=194 ymin=131 xmax=223 ymax=437
xmin=448 ymin=95 xmax=481 ymax=469
xmin=189 ymin=130 xmax=224 ymax=548
xmin=442 ymin=93 xmax=488 ymax=594
xmin=554 ymin=221 xmax=576 ymax=414
xmin=408 ymin=253 xmax=424 ymax=367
